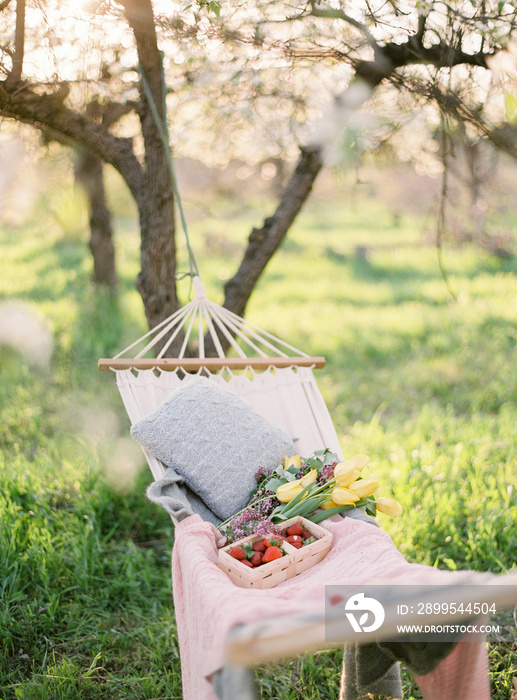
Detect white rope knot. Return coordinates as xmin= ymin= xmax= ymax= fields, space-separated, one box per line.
xmin=192 ymin=276 xmax=207 ymax=300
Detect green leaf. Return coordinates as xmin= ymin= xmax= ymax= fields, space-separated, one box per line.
xmin=305 ymin=457 xmax=322 ymax=469
xmin=365 ymin=498 xmax=377 ymax=517
xmin=322 ymin=449 xmax=339 ymax=466
xmin=264 ymin=477 xmax=284 ymax=493
xmin=208 ymin=0 xmax=221 ymax=16
xmin=271 ymin=512 xmax=289 ymax=523
xmin=309 ymin=505 xmax=355 ymax=522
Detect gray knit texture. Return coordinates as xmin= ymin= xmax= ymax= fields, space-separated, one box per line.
xmin=340 ymin=643 xmax=403 ymax=700
xmin=131 ymin=377 xmax=294 ymax=520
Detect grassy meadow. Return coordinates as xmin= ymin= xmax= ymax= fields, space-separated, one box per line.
xmin=1 ymin=155 xmax=517 ymax=699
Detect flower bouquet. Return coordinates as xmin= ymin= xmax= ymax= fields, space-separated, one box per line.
xmin=217 ymin=449 xmax=402 ymax=588
xmin=218 ymin=448 xmax=402 ymax=545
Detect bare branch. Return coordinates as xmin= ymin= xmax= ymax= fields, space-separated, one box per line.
xmin=0 ymin=81 xmax=145 ymax=201
xmin=396 ymin=77 xmax=517 ymax=160
xmin=0 ymin=0 xmax=13 ymax=11
xmin=308 ymin=3 xmax=380 ymax=54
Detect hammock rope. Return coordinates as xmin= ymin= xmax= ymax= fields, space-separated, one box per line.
xmin=137 ymin=59 xmax=200 ymax=280
xmin=106 ymin=277 xmax=316 ymax=367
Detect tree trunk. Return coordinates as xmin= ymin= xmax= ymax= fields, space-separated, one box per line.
xmin=223 ymin=145 xmax=323 ymax=319
xmin=9 ymin=0 xmax=24 ymax=83
xmin=122 ymin=0 xmax=180 ymax=352
xmin=74 ymin=149 xmax=117 ymax=289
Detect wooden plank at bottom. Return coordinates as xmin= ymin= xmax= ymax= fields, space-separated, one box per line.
xmin=225 ymin=573 xmax=517 ymax=666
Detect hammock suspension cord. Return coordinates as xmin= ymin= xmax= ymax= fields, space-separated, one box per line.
xmin=137 ymin=59 xmax=200 ymax=281
xmin=111 ymin=277 xmax=310 ymax=362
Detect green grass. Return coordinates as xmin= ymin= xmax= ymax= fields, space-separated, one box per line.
xmin=1 ymin=163 xmax=516 ymax=699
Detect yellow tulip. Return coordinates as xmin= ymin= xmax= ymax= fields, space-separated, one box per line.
xmin=348 ymin=477 xmax=380 ymax=498
xmin=376 ymin=497 xmax=403 ymax=517
xmin=284 ymin=455 xmax=302 ymax=470
xmin=331 ymin=487 xmax=361 ymax=505
xmin=337 ymin=454 xmax=370 ymax=471
xmin=321 ymin=498 xmax=340 ymax=510
xmin=334 ymin=465 xmax=361 ymax=487
xmin=300 ymin=468 xmax=318 ymax=487
xmin=276 ymin=480 xmax=303 ymax=503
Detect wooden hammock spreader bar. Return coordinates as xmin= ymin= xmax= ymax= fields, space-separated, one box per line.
xmin=225 ymin=572 xmax=517 ymax=667
xmin=98 ymin=356 xmax=326 ymax=371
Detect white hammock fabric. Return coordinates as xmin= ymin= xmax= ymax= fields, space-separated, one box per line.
xmin=116 ymin=366 xmax=342 ymax=481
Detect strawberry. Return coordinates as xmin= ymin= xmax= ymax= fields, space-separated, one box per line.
xmin=240 ymin=559 xmax=254 ymax=567
xmin=250 ymin=551 xmax=263 ymax=567
xmin=230 ymin=543 xmax=253 ymax=559
xmin=230 ymin=545 xmax=247 ymax=560
xmin=252 ymin=540 xmax=267 ymax=553
xmin=262 ymin=546 xmax=284 ymax=563
xmin=286 ymin=535 xmax=302 ymax=544
xmin=286 ymin=523 xmax=303 ymax=537
xmin=302 ymin=530 xmax=312 ymax=540
xmin=264 ymin=535 xmax=283 ymax=548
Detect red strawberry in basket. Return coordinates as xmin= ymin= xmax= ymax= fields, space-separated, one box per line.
xmin=250 ymin=551 xmax=263 ymax=567
xmin=286 ymin=535 xmax=303 ymax=549
xmin=230 ymin=543 xmax=253 ymax=560
xmin=287 ymin=523 xmax=304 ymax=537
xmin=262 ymin=546 xmax=284 ymax=563
xmin=252 ymin=539 xmax=267 ymax=553
xmin=264 ymin=535 xmax=284 ymax=548
xmin=230 ymin=545 xmax=247 ymax=560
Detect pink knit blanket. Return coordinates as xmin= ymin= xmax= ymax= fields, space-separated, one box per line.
xmin=171 ymin=515 xmax=490 ymax=699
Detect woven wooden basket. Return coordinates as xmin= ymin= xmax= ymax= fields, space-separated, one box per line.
xmin=218 ymin=516 xmax=332 ymax=589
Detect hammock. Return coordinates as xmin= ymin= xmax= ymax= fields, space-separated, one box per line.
xmin=99 ymin=277 xmax=516 ymax=700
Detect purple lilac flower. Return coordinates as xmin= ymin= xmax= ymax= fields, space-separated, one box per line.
xmin=317 ymin=462 xmax=337 ymax=485
xmin=255 ymin=465 xmax=272 ymax=484
xmin=221 ymin=509 xmax=281 ymax=544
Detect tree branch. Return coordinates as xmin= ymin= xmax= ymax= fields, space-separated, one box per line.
xmin=0 ymin=81 xmax=145 ymax=202
xmin=222 ymin=145 xmax=323 ymax=320
xmin=309 ymin=3 xmax=380 ymax=54
xmin=400 ymin=78 xmax=517 ymax=160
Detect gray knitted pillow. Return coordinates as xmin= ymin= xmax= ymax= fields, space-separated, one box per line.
xmin=130 ymin=376 xmax=295 ymax=520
